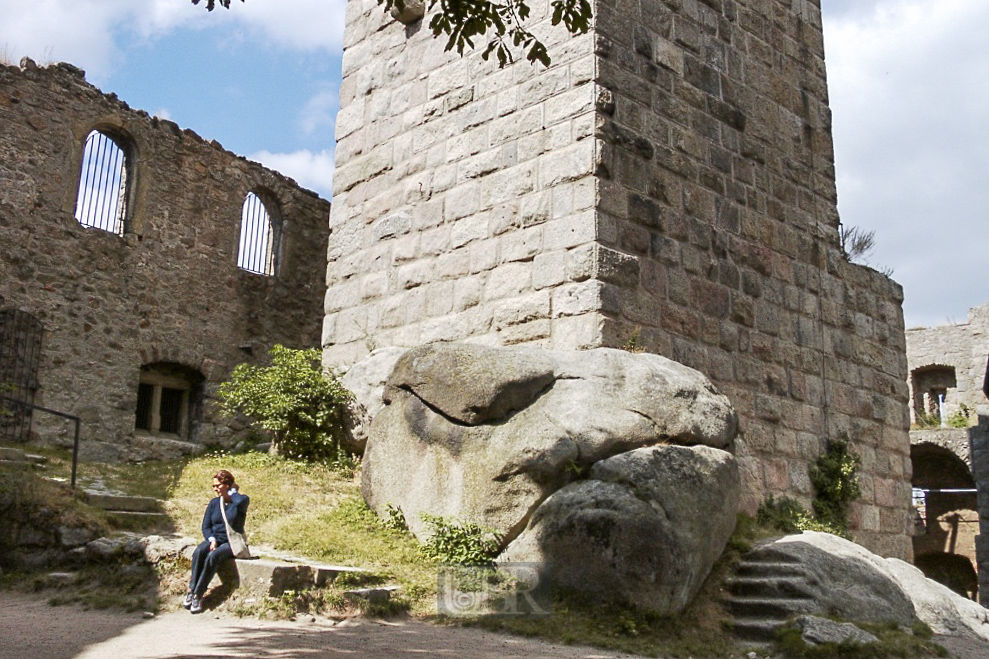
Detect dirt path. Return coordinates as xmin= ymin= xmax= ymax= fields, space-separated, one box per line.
xmin=0 ymin=590 xmax=640 ymax=659
xmin=1 ymin=590 xmax=985 ymax=659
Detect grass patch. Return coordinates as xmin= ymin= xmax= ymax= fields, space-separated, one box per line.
xmin=776 ymin=621 xmax=947 ymax=658
xmin=0 ymin=464 xmax=109 ymax=538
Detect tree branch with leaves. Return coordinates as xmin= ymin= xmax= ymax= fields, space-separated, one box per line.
xmin=191 ymin=0 xmax=591 ymax=67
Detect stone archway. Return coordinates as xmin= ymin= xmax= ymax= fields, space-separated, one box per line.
xmin=911 ymin=441 xmax=979 ymax=600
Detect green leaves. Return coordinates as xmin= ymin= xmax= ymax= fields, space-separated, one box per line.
xmin=415 ymin=0 xmax=591 ymax=67
xmin=190 ymin=0 xmax=243 ymax=10
xmin=418 ymin=513 xmax=502 ymax=565
xmin=216 ymin=345 xmax=354 ymax=463
xmin=758 ymin=439 xmax=862 ymax=538
xmin=193 ymin=0 xmax=593 ymax=68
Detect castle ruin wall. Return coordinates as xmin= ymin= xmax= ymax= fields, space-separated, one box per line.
xmin=0 ymin=60 xmax=331 ymax=460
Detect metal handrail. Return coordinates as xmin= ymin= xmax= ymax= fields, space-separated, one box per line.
xmin=1 ymin=396 xmax=81 ymax=488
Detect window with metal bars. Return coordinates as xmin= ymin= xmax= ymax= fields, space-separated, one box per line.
xmin=237 ymin=191 xmax=278 ymax=276
xmin=74 ymin=130 xmax=129 ymax=234
xmin=134 ymin=364 xmax=203 ymax=439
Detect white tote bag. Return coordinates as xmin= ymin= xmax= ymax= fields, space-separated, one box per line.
xmin=219 ymin=497 xmax=251 ymax=559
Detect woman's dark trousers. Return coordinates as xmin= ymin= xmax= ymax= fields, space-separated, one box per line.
xmin=189 ymin=541 xmax=233 ymax=597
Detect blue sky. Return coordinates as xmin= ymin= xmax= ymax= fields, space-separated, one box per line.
xmin=2 ymin=0 xmax=988 ymax=330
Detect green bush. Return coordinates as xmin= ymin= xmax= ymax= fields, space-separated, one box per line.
xmin=418 ymin=513 xmax=502 ymax=566
xmin=758 ymin=439 xmax=861 ymax=538
xmin=216 ymin=345 xmax=354 ymax=463
xmin=809 ymin=439 xmax=861 ymax=534
xmin=757 ymin=495 xmax=844 ymax=537
xmin=947 ymin=404 xmax=971 ymax=429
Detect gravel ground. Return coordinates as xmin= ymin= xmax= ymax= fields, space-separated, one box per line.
xmin=1 ymin=590 xmax=985 ymax=659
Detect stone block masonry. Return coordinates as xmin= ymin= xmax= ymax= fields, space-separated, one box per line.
xmin=0 ymin=60 xmax=330 ymax=460
xmin=326 ymin=0 xmax=911 ymax=559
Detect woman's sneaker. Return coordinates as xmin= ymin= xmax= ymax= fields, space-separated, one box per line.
xmin=189 ymin=596 xmax=204 ymax=614
xmin=182 ymin=592 xmax=195 ymax=609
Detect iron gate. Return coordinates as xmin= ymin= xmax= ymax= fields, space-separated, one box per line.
xmin=0 ymin=309 xmax=44 ymax=442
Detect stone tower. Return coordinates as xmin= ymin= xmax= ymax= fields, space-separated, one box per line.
xmin=326 ymin=0 xmax=912 ymax=558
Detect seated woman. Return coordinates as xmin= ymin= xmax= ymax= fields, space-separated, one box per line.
xmin=183 ymin=469 xmax=249 ymax=614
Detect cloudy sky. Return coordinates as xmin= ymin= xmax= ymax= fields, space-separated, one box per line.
xmin=1 ymin=0 xmax=985 ymax=329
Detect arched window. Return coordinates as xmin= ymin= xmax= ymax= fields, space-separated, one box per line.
xmin=74 ymin=130 xmax=130 ymax=234
xmin=910 ymin=364 xmax=957 ymax=423
xmin=237 ymin=191 xmax=278 ymax=276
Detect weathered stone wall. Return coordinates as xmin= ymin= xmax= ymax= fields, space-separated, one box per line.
xmin=0 ymin=60 xmax=330 ymax=460
xmin=326 ymin=0 xmax=911 ymax=558
xmin=905 ymin=307 xmax=989 ymax=604
xmin=906 ymin=302 xmax=989 ymax=423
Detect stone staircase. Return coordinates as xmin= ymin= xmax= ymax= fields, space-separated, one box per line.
xmin=0 ymin=446 xmax=47 ymax=469
xmin=724 ymin=544 xmax=818 ymax=643
xmin=84 ymin=491 xmax=170 ymax=529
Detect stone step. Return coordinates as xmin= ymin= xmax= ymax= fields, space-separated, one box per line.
xmin=733 ymin=560 xmax=808 ymax=579
xmin=0 ymin=458 xmax=44 ymax=470
xmin=0 ymin=447 xmax=28 ymax=461
xmin=85 ymin=492 xmax=163 ymax=513
xmin=731 ymin=617 xmax=785 ymax=643
xmin=0 ymin=447 xmax=47 ymax=468
xmin=724 ymin=595 xmax=814 ymax=619
xmin=725 ymin=575 xmax=814 ymax=599
xmin=222 ymin=558 xmax=374 ymax=597
xmin=743 ymin=545 xmax=807 ymax=565
xmin=103 ymin=510 xmax=172 ymax=530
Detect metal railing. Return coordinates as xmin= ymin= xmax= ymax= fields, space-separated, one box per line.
xmin=1 ymin=396 xmax=81 ymax=488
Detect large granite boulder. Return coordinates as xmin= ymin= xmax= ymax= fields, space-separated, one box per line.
xmin=362 ymin=343 xmax=738 ymax=543
xmin=500 ymin=444 xmax=739 ymax=615
xmin=339 ymin=347 xmax=407 ymax=454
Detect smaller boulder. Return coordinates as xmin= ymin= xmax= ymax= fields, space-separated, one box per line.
xmin=500 ymin=444 xmax=739 ymax=615
xmin=885 ymin=558 xmax=989 ymax=642
xmin=752 ymin=532 xmax=916 ymax=627
xmin=794 ymin=615 xmax=879 ymax=646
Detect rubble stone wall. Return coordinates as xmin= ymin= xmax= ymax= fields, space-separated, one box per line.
xmin=0 ymin=60 xmax=330 ymax=460
xmin=326 ymin=0 xmax=911 ymax=558
xmin=906 ymin=302 xmax=989 ymax=423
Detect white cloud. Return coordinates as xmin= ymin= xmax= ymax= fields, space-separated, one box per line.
xmin=232 ymin=0 xmax=348 ymax=52
xmin=250 ymin=148 xmax=335 ymax=199
xmin=153 ymin=108 xmax=173 ymax=121
xmin=823 ymin=0 xmax=989 ymax=327
xmin=0 ymin=0 xmax=205 ymax=78
xmin=0 ymin=0 xmax=346 ymax=79
xmin=300 ymin=87 xmax=338 ymax=137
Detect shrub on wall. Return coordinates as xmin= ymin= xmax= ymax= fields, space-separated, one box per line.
xmin=758 ymin=439 xmax=861 ymax=538
xmin=216 ymin=345 xmax=354 ymax=463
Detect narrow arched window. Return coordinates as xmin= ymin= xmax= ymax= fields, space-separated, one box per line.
xmin=74 ymin=130 xmax=128 ymax=234
xmin=237 ymin=191 xmax=277 ymax=276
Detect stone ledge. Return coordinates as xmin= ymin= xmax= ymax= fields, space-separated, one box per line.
xmin=220 ymin=558 xmax=370 ymax=597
